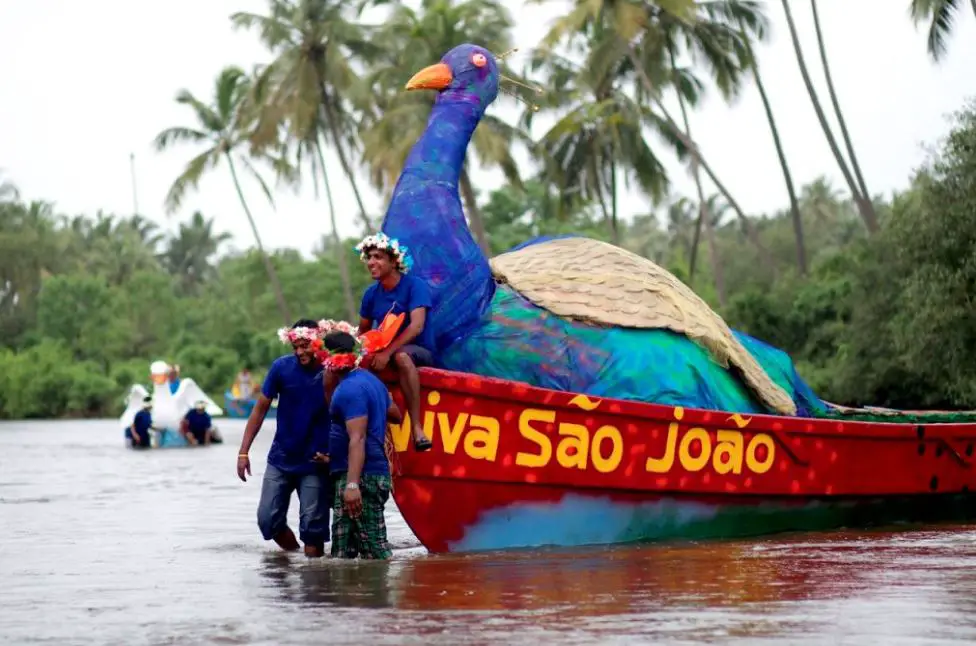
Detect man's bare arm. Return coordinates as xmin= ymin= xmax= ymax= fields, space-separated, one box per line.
xmin=239 ymin=395 xmax=272 ymax=456
xmin=386 ymin=394 xmax=403 ymax=424
xmin=346 ymin=417 xmax=367 ymax=486
xmin=358 ymin=317 xmax=372 ymax=335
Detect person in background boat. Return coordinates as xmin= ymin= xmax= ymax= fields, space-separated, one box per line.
xmin=128 ymin=396 xmax=157 ymax=448
xmin=321 ymin=330 xmax=401 ymax=559
xmin=236 ymin=319 xmax=332 ymax=558
xmin=181 ymin=400 xmax=213 ymax=446
xmin=168 ymin=365 xmax=182 ymax=395
xmin=236 ymin=367 xmax=253 ymax=400
xmin=354 ymin=233 xmax=433 ymax=452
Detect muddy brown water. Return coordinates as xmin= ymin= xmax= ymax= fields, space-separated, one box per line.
xmin=2 ymin=420 xmax=976 ymax=645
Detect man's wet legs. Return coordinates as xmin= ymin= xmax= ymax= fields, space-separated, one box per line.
xmin=257 ymin=464 xmax=301 ymax=552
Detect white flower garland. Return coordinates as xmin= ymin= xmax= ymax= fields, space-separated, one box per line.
xmin=276 ymin=326 xmax=322 ymax=344
xmin=354 ymin=232 xmax=413 ymax=274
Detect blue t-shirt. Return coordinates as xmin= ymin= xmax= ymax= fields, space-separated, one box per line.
xmin=360 ymin=274 xmax=435 ymax=353
xmin=132 ymin=409 xmax=152 ymax=444
xmin=328 ymin=369 xmax=391 ymax=476
xmin=261 ymin=355 xmax=330 ymax=475
xmin=184 ymin=409 xmax=211 ymax=432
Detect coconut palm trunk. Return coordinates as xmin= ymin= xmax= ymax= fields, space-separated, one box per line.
xmin=670 ymin=47 xmax=714 ymax=285
xmin=744 ymin=32 xmax=807 ymax=275
xmin=225 ymin=153 xmax=292 ymax=324
xmin=314 ymin=140 xmax=358 ymax=321
xmin=318 ymin=86 xmax=374 ymax=233
xmin=703 ymin=206 xmax=726 ymax=308
xmin=780 ymin=0 xmax=879 ymax=233
xmin=810 ymin=0 xmax=873 ymax=212
xmin=626 ymin=47 xmax=773 ymax=273
xmin=459 ymin=165 xmax=492 ymax=255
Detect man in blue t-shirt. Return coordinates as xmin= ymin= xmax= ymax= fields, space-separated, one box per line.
xmin=181 ymin=401 xmax=213 ymax=445
xmin=356 ymin=238 xmax=433 ymax=452
xmin=128 ymin=396 xmax=155 ymax=448
xmin=236 ymin=319 xmax=332 ymax=558
xmin=322 ymin=330 xmax=402 ymax=560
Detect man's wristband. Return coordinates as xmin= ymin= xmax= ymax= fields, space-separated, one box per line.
xmin=238 ymin=453 xmax=249 ymax=458
xmin=345 ymin=482 xmax=360 ymax=490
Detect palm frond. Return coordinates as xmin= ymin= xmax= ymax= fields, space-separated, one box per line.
xmin=163 ymin=147 xmax=221 ymax=214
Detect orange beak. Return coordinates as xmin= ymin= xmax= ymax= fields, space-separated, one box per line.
xmin=405 ymin=62 xmax=453 ymax=91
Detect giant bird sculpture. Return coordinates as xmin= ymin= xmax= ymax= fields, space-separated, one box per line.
xmin=380 ymin=43 xmax=826 ymax=417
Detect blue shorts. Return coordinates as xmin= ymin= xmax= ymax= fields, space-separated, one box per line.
xmin=257 ymin=463 xmax=332 ymax=546
xmin=396 ymin=344 xmax=433 ymax=368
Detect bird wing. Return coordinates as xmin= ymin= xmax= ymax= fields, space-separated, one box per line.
xmin=119 ymin=384 xmax=149 ymax=428
xmin=175 ymin=378 xmax=224 ymax=416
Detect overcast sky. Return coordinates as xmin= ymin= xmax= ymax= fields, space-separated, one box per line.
xmin=1 ymin=1 xmax=974 ymax=256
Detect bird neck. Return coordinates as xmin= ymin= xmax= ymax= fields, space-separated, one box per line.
xmin=401 ymin=94 xmax=484 ymax=187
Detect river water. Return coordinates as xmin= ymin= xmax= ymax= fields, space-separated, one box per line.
xmin=2 ymin=420 xmax=976 ymax=645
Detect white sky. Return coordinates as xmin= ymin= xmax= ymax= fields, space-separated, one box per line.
xmin=1 ymin=1 xmax=974 ymax=256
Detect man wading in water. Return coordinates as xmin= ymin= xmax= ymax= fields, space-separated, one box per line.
xmin=236 ymin=319 xmax=332 ymax=558
xmin=321 ymin=330 xmax=401 ymax=559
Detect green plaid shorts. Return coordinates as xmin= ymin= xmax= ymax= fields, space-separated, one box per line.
xmin=331 ymin=473 xmax=393 ymax=560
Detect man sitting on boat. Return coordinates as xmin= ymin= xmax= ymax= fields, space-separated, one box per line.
xmin=354 ymin=233 xmax=433 ymax=452
xmin=321 ymin=329 xmax=402 ymax=559
xmin=181 ymin=400 xmax=214 ymax=446
xmin=127 ymin=396 xmax=156 ymax=449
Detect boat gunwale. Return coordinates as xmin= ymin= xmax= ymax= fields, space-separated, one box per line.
xmin=408 ymin=367 xmax=976 ymax=438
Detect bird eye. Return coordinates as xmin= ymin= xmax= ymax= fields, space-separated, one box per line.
xmin=471 ymin=53 xmax=487 ymax=68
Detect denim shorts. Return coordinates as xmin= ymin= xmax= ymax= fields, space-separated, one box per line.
xmin=256 ymin=463 xmax=332 ymax=546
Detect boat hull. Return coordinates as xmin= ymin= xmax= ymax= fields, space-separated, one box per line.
xmin=385 ymin=369 xmax=976 ymax=553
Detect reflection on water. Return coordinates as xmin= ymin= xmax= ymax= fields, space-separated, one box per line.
xmin=2 ymin=420 xmax=976 ymax=645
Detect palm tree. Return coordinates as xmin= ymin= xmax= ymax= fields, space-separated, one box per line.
xmin=153 ymin=65 xmax=292 ymax=323
xmin=526 ymin=46 xmax=671 ymax=244
xmin=810 ymin=1 xmax=872 ymax=221
xmin=162 ymin=211 xmax=232 ymax=295
xmin=359 ymin=0 xmax=526 ymax=254
xmin=537 ymin=0 xmax=773 ymax=265
xmin=231 ymin=0 xmax=379 ymax=233
xmin=779 ymin=0 xmax=878 ymax=233
xmin=910 ymin=0 xmax=976 ymax=62
xmin=643 ymin=0 xmax=773 ymax=283
xmin=700 ymin=193 xmax=729 ymax=307
xmin=741 ymin=23 xmax=806 ymax=275
xmin=244 ymin=60 xmax=359 ymax=320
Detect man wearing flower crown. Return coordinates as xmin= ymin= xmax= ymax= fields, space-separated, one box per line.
xmin=320 ymin=329 xmax=402 ymax=559
xmin=354 ymin=233 xmax=433 ymax=452
xmin=236 ymin=318 xmax=333 ymax=558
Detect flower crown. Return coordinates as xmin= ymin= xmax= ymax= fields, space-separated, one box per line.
xmin=313 ymin=320 xmax=365 ymax=371
xmin=276 ymin=325 xmax=323 ymax=344
xmin=277 ymin=319 xmax=366 ymax=371
xmin=354 ymin=232 xmax=413 ymax=274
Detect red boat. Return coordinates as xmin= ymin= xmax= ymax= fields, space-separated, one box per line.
xmin=385 ymin=368 xmax=976 ymax=554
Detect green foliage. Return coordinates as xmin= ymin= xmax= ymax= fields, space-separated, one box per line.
xmin=0 ymin=202 xmax=366 ymax=419
xmin=0 ymin=345 xmax=116 ymax=419
xmin=174 ymin=344 xmax=242 ymax=396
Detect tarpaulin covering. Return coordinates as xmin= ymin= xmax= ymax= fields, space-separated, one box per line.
xmin=439 ymin=284 xmax=829 ymax=417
